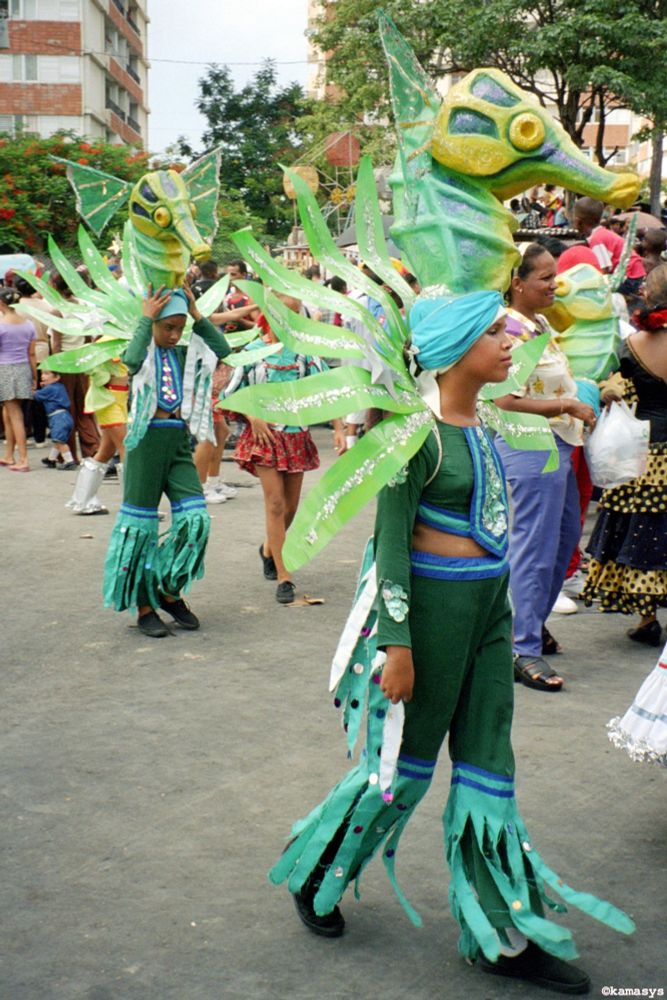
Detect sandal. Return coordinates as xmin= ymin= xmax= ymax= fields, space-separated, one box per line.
xmin=541 ymin=625 xmax=562 ymax=655
xmin=514 ymin=655 xmax=563 ymax=692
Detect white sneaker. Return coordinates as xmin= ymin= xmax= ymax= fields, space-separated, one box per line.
xmin=562 ymin=569 xmax=586 ymax=598
xmin=216 ymin=483 xmax=237 ymax=499
xmin=205 ymin=488 xmax=227 ymax=505
xmin=552 ymin=592 xmax=578 ymax=615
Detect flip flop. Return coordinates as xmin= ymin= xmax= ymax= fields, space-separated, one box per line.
xmin=8 ymin=464 xmax=30 ymax=473
xmin=0 ymin=458 xmax=15 ymax=466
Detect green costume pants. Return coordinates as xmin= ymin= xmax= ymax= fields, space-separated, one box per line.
xmin=270 ymin=567 xmax=634 ymax=961
xmin=103 ymin=420 xmax=210 ymax=611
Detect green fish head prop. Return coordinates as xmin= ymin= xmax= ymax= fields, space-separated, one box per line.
xmin=129 ymin=168 xmax=211 ymax=265
xmin=552 ymin=263 xmax=613 ymax=323
xmin=432 ymin=69 xmax=640 ymax=208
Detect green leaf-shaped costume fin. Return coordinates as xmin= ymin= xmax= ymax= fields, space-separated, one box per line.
xmin=355 ymin=155 xmax=416 ymax=312
xmin=221 ymin=365 xmax=419 ymax=426
xmin=480 ymin=402 xmax=558 ymax=472
xmin=40 ymin=339 xmax=127 ymax=374
xmin=378 ymin=12 xmax=438 ymax=182
xmin=51 ymin=156 xmax=132 ymax=237
xmin=195 ymin=273 xmax=230 ymax=316
xmin=262 ymin=290 xmax=368 ymax=362
xmin=610 ymin=212 xmax=638 ymax=293
xmin=284 ymin=411 xmax=435 ymax=571
xmin=285 ymin=166 xmax=406 ymax=361
xmin=182 ymin=147 xmax=223 ymax=241
xmin=480 ymin=331 xmax=551 ymax=400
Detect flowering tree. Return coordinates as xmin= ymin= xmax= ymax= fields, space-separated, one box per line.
xmin=0 ymin=132 xmax=150 ymax=256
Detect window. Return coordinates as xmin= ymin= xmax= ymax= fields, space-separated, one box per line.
xmin=12 ymin=52 xmax=37 ymax=80
xmin=0 ymin=113 xmax=26 ymax=135
xmin=1 ymin=0 xmax=80 ymax=17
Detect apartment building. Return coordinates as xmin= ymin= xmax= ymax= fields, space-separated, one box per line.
xmin=0 ymin=0 xmax=149 ymax=145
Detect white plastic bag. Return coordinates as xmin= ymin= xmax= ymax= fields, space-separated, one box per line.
xmin=584 ymin=400 xmax=650 ymax=488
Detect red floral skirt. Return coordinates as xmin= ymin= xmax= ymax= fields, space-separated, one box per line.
xmin=234 ymin=424 xmax=320 ymax=476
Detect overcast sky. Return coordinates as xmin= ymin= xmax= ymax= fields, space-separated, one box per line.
xmin=147 ymin=0 xmax=309 ymax=156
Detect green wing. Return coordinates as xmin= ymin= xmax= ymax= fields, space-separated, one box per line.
xmin=286 ymin=166 xmax=406 ymax=361
xmin=222 ymin=365 xmax=420 ymax=426
xmin=283 ymin=410 xmax=435 ymax=571
xmin=354 ymin=155 xmax=416 ymax=311
xmin=182 ymin=147 xmax=222 ymax=241
xmin=51 ymin=156 xmax=132 ymax=237
xmin=378 ymin=12 xmax=438 ymax=185
xmin=40 ymin=339 xmax=127 ymax=374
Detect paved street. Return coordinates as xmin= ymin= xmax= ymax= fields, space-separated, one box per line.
xmin=1 ymin=428 xmax=665 ymax=1000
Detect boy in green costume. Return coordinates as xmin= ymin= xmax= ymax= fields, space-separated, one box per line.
xmin=103 ymin=283 xmax=230 ymax=637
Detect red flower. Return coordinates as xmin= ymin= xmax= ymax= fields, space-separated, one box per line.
xmin=77 ymin=157 xmax=90 ymax=165
xmin=0 ymin=207 xmax=15 ymax=220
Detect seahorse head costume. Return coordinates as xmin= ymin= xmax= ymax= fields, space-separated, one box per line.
xmin=17 ymin=149 xmax=252 ymax=446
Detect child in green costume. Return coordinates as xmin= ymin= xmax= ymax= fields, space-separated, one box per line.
xmin=103 ymin=283 xmax=230 ymax=638
xmin=270 ymin=292 xmax=634 ymax=995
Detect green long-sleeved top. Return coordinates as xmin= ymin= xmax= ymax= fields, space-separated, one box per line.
xmin=374 ymin=423 xmax=476 ymax=650
xmin=122 ymin=315 xmax=231 ymax=376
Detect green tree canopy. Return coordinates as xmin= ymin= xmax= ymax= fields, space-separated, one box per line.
xmin=179 ymin=61 xmax=310 ymax=242
xmin=311 ymin=0 xmax=667 ymax=174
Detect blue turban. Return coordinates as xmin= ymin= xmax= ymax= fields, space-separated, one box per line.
xmin=157 ymin=288 xmax=189 ymax=320
xmin=409 ymin=291 xmax=505 ymax=371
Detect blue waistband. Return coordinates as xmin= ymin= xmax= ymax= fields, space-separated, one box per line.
xmin=149 ymin=418 xmax=186 ymax=429
xmin=410 ymin=548 xmax=508 ymax=581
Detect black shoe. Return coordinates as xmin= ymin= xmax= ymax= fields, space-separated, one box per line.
xmin=292 ymin=886 xmax=345 ymax=938
xmin=628 ymin=619 xmax=663 ymax=647
xmin=137 ymin=610 xmax=169 ymax=638
xmin=478 ymin=941 xmax=591 ymax=994
xmin=276 ymin=581 xmax=296 ymax=604
xmin=57 ymin=461 xmax=79 ymax=471
xmin=41 ymin=458 xmax=57 ymax=468
xmin=158 ymin=594 xmax=200 ymax=630
xmin=259 ymin=543 xmax=277 ymax=580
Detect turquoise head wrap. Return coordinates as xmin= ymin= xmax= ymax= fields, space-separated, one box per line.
xmin=157 ymin=288 xmax=189 ymax=320
xmin=409 ymin=291 xmax=505 ymax=371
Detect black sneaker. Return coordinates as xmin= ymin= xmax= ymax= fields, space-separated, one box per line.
xmin=292 ymin=885 xmax=345 ymax=938
xmin=137 ymin=610 xmax=169 ymax=638
xmin=259 ymin=543 xmax=277 ymax=580
xmin=478 ymin=941 xmax=591 ymax=994
xmin=276 ymin=581 xmax=296 ymax=604
xmin=57 ymin=461 xmax=79 ymax=471
xmin=41 ymin=458 xmax=57 ymax=468
xmin=158 ymin=594 xmax=200 ymax=630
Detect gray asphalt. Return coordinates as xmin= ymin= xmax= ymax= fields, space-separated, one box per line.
xmin=1 ymin=428 xmax=665 ymax=1000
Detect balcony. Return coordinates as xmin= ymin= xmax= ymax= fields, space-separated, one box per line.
xmin=111 ymin=0 xmax=126 ymax=13
xmin=126 ymin=63 xmax=140 ymax=84
xmin=127 ymin=114 xmax=141 ymax=135
xmin=127 ymin=13 xmax=140 ymax=34
xmin=106 ymin=97 xmax=126 ymax=122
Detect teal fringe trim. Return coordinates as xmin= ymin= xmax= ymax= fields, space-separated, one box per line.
xmin=158 ymin=507 xmax=210 ymax=597
xmin=445 ymin=763 xmax=636 ymax=964
xmin=269 ymin=766 xmax=431 ymax=923
xmin=103 ymin=508 xmax=159 ymax=611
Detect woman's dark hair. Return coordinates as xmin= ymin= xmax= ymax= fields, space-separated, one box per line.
xmin=515 ymin=242 xmax=553 ymax=280
xmin=304 ymin=264 xmax=321 ymax=280
xmin=325 ymin=275 xmax=347 ymax=294
xmin=0 ymin=285 xmax=21 ymax=306
xmin=13 ymin=275 xmax=36 ymax=297
xmin=50 ymin=272 xmax=74 ymax=298
xmin=531 ymin=233 xmax=567 ymax=259
xmin=634 ymin=263 xmax=667 ymax=330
